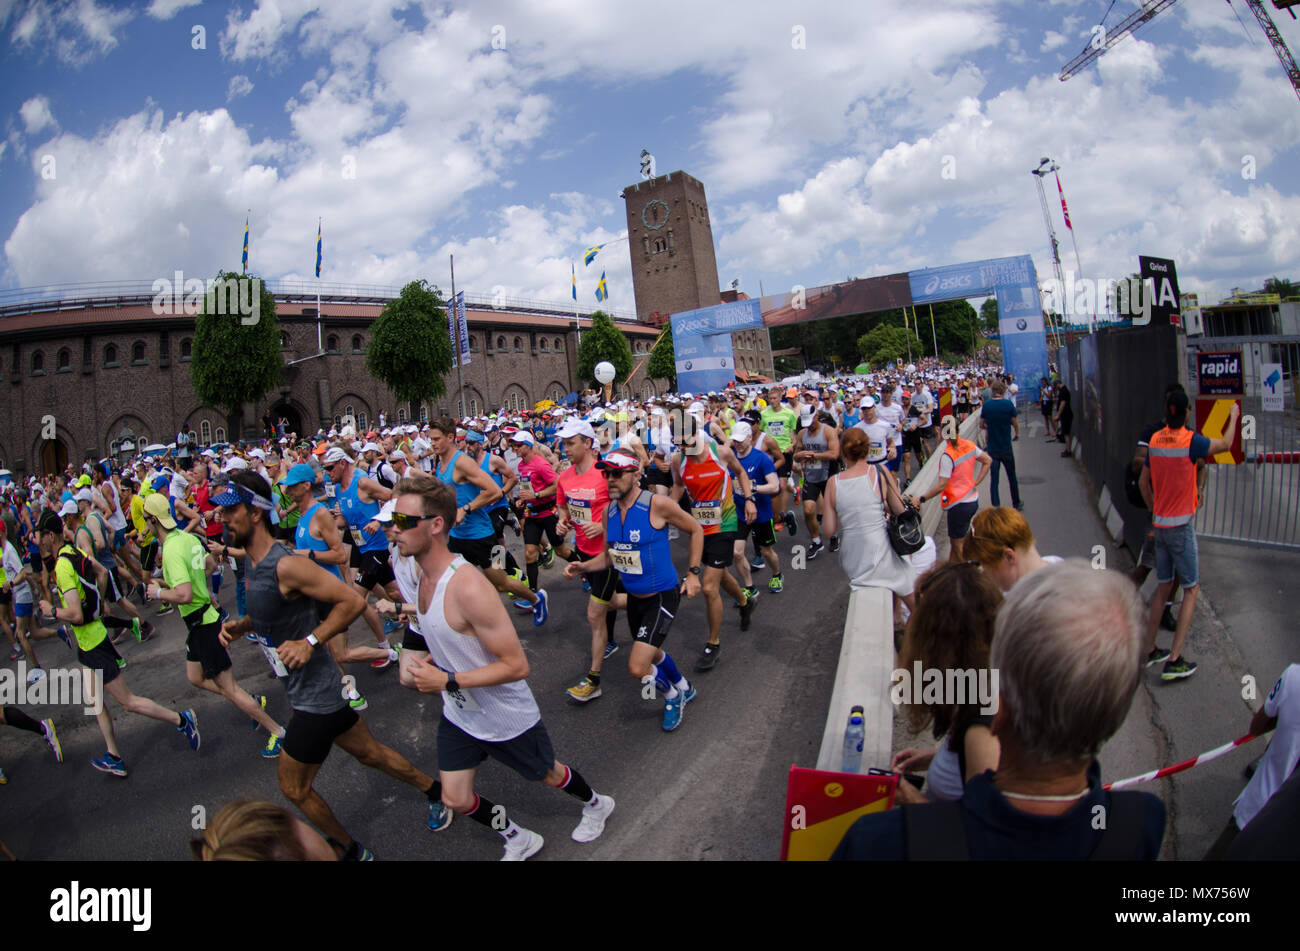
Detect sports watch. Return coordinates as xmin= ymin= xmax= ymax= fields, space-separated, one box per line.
xmin=445 ymin=673 xmax=460 ymax=693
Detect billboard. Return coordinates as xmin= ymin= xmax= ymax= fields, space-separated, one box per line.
xmin=674 ymin=331 xmax=736 ymax=394
xmin=758 ymin=273 xmax=912 ymax=327
xmin=1138 ymin=255 xmax=1181 ymax=328
xmin=670 ymin=298 xmax=763 ymax=338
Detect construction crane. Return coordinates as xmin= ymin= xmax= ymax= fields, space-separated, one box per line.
xmin=1059 ymin=1 xmax=1300 ymax=104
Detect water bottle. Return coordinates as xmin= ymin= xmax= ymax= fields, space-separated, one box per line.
xmin=841 ymin=705 xmax=865 ymax=773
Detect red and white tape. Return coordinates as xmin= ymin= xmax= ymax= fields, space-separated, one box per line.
xmin=1103 ymin=731 xmax=1270 ymax=791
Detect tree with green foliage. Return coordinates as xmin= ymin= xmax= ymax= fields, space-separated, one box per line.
xmin=1260 ymin=276 xmax=1298 ymax=299
xmin=980 ymin=297 xmax=999 ymax=333
xmin=366 ymin=280 xmax=453 ymax=411
xmin=576 ymin=310 xmax=633 ymax=387
xmin=857 ymin=323 xmax=922 ymax=368
xmin=190 ymin=269 xmax=283 ymax=423
xmin=647 ymin=328 xmax=676 ymax=389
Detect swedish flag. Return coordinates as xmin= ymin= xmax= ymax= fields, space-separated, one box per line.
xmin=571 ymin=262 xmax=577 ymax=301
xmin=584 ymin=244 xmax=605 ymax=266
xmin=242 ymin=216 xmax=249 ymax=274
xmin=595 ymin=270 xmax=608 ymax=302
xmin=315 ymin=220 xmax=322 ymax=278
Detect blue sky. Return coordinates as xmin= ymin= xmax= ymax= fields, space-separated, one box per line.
xmin=2 ymin=0 xmax=1298 ymax=316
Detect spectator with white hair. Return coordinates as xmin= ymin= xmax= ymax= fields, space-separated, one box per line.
xmin=834 ymin=559 xmax=1166 ymax=860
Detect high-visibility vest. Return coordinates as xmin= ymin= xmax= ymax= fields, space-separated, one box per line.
xmin=940 ymin=438 xmax=978 ymax=509
xmin=1148 ymin=426 xmax=1197 ymax=529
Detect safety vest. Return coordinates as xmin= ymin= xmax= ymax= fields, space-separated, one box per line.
xmin=940 ymin=438 xmax=978 ymax=509
xmin=1147 ymin=426 xmax=1197 ymax=529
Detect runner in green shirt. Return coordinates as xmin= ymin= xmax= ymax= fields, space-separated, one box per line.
xmin=760 ymin=391 xmax=800 ymax=535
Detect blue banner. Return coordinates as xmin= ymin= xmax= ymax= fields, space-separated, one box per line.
xmin=670 ymin=298 xmax=763 ymax=338
xmin=908 ymin=255 xmax=1037 ymax=304
xmin=449 ymin=291 xmax=470 ymax=368
xmin=993 ymin=257 xmax=1048 ymax=399
xmin=675 ymin=333 xmax=736 ymax=394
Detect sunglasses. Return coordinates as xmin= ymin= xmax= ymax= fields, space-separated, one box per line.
xmin=601 ymin=468 xmax=636 ymax=479
xmin=389 ymin=511 xmax=437 ymax=531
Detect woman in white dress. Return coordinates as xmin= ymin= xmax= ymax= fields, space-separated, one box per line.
xmin=822 ymin=428 xmax=915 ymax=621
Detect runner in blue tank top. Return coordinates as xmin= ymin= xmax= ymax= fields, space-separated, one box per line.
xmin=428 ymin=418 xmax=547 ymax=625
xmin=563 ymin=451 xmax=706 ymax=731
xmin=287 ymin=458 xmax=396 ymax=674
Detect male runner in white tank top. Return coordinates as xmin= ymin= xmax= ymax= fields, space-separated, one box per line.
xmin=391 ymin=472 xmax=615 ymax=861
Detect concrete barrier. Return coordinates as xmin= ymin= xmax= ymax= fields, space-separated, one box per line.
xmin=816 ymin=411 xmax=981 ymax=773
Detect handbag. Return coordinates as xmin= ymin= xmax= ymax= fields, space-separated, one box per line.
xmin=876 ymin=465 xmax=925 ymax=556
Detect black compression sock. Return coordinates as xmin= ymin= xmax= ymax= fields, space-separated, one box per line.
xmin=505 ymin=551 xmax=520 ymax=575
xmin=559 ymin=765 xmax=596 ymax=804
xmin=102 ymin=616 xmax=131 ymax=630
xmin=526 ymin=561 xmax=539 ymax=592
xmin=425 ymin=780 xmax=442 ymax=803
xmin=2 ymin=706 xmax=43 ymax=734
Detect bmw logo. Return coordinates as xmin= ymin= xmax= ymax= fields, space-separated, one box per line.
xmin=721 ymin=359 xmax=727 ymax=367
xmin=685 ymin=361 xmax=693 ymax=370
xmin=1016 ymin=318 xmax=1027 ymax=331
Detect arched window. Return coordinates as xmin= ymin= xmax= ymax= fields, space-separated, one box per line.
xmin=333 ymin=415 xmax=342 ymax=430
xmin=132 ymin=341 xmax=146 ymax=362
xmin=420 ymin=403 xmax=429 ymax=422
xmin=104 ymin=344 xmax=118 ymax=366
xmin=513 ymin=336 xmax=523 ymax=351
xmin=214 ymin=427 xmax=226 ymax=443
xmin=540 ymin=338 xmax=549 ymax=352
xmin=200 ymin=420 xmax=211 ymax=443
xmin=468 ymin=397 xmax=480 ymax=416
xmin=326 ymin=334 xmax=339 ymax=352
xmin=554 ymin=337 xmax=564 ymax=351
xmin=351 ymin=334 xmax=363 ymax=352
xmin=31 ymin=351 xmax=44 ymax=373
xmin=397 ymin=406 xmax=408 ymax=422
xmin=57 ymin=347 xmax=71 ymax=369
xmin=358 ymin=411 xmax=368 ymax=431
xmin=549 ymin=385 xmax=564 ymax=403
xmin=344 ymin=403 xmax=354 ymax=422
xmin=280 ymin=332 xmax=289 ymax=348
xmin=496 ymin=335 xmax=506 ymax=350
xmin=180 ymin=338 xmax=192 ymax=359
xmin=468 ymin=335 xmax=479 ymax=353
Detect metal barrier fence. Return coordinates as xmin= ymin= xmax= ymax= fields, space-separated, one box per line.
xmin=1191 ymin=337 xmax=1300 ymax=551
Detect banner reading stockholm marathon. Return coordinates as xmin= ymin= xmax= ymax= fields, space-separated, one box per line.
xmin=909 ymin=254 xmax=1048 ymax=400
xmin=671 ymin=298 xmax=764 ymax=394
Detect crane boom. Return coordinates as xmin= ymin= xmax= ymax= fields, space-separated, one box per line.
xmin=1059 ymin=0 xmax=1181 ymax=80
xmin=1244 ymin=0 xmax=1300 ymax=101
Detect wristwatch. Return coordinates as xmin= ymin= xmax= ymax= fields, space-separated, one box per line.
xmin=445 ymin=673 xmax=460 ymax=693
xmin=306 ymin=633 xmax=320 ymax=649
xmin=688 ymin=565 xmax=702 ymax=577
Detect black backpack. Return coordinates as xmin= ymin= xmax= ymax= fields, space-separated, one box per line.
xmin=56 ymin=545 xmax=105 ymax=623
xmin=1123 ymin=463 xmax=1147 ymax=510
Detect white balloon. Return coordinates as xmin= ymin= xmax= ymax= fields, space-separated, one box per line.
xmin=594 ymin=361 xmax=616 ymax=384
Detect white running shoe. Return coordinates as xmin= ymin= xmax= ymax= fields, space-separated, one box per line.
xmin=501 ymin=827 xmax=544 ymax=861
xmin=571 ymin=794 xmax=615 ymax=843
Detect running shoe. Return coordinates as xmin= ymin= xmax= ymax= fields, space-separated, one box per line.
xmin=784 ymin=511 xmax=798 ymax=537
xmin=739 ymin=593 xmax=756 ymax=632
xmin=116 ymin=656 xmax=127 ymax=670
xmin=571 ymin=795 xmax=616 ymax=843
xmin=1160 ymin=604 xmax=1178 ymax=632
xmin=768 ymin=575 xmax=784 ymax=594
xmin=343 ymin=841 xmax=375 ymax=861
xmin=501 ymin=828 xmax=544 ymax=861
xmin=602 ymin=641 xmax=619 ymax=660
xmin=139 ymin=621 xmax=156 ymax=643
xmin=261 ymin=733 xmax=283 ymax=759
xmin=807 ymin=539 xmax=824 ymax=560
xmin=428 ymin=800 xmax=453 ymax=832
xmin=130 ymin=617 xmax=142 ymax=641
xmin=1144 ymin=647 xmax=1171 ymax=668
xmin=41 ymin=719 xmax=62 ymax=763
xmin=662 ymin=686 xmax=694 ymax=732
xmin=251 ymin=694 xmax=267 ymax=730
xmin=178 ymin=709 xmax=201 ymax=751
xmin=668 ymin=526 xmax=679 ymax=541
xmin=246 ymin=632 xmax=260 ymax=642
xmin=91 ymin=752 xmax=128 ymax=777
xmin=513 ymin=597 xmax=534 ymax=612
xmin=749 ymin=555 xmax=766 ymax=571
xmin=56 ymin=624 xmax=72 ymax=649
xmin=695 ymin=642 xmax=721 ymax=671
xmin=743 ymin=585 xmax=760 ymax=604
xmin=567 ymin=674 xmax=602 ymax=703
xmin=540 ymin=547 xmax=555 ymax=570
xmin=9 ymin=642 xmax=24 ymax=660
xmin=829 ymin=534 xmax=841 ymax=553
xmin=349 ymin=694 xmax=369 ymax=712
xmin=370 ymin=648 xmax=399 ymax=671
xmin=156 ymin=602 xmax=174 ymax=615
xmin=26 ymin=667 xmax=45 ymax=685
xmin=532 ymin=589 xmax=548 ymax=626
xmin=382 ymin=616 xmax=400 ymax=639
xmin=110 ymin=625 xmax=125 ymax=645
xmin=1161 ymin=657 xmax=1198 ymax=682
xmin=217 ymin=607 xmax=230 ymax=625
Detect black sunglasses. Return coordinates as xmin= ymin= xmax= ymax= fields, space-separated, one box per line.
xmin=389 ymin=512 xmax=437 ymax=531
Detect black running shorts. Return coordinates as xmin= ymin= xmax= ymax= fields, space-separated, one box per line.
xmin=583 ymin=566 xmax=623 ymax=605
xmin=448 ymin=535 xmax=496 ymax=571
xmin=77 ymin=637 xmax=123 ymax=687
xmin=736 ymin=517 xmax=776 ymax=548
xmin=702 ymin=532 xmax=736 ymax=570
xmin=184 ymin=616 xmax=233 ymax=681
xmin=357 ymin=548 xmax=395 ymax=591
xmin=523 ymin=514 xmax=564 ymax=548
xmin=282 ymin=705 xmax=359 ymax=765
xmin=436 ymin=715 xmax=555 ymax=782
xmin=626 ymin=587 xmax=680 ymax=648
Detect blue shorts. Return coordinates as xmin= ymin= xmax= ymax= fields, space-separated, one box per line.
xmin=1154 ymin=523 xmax=1198 ymax=588
xmin=945 ymin=500 xmax=979 ymax=540
xmin=14 ymin=601 xmax=33 ymax=619
xmin=884 ymin=454 xmax=901 ymax=472
xmin=113 ymin=527 xmax=127 ymax=550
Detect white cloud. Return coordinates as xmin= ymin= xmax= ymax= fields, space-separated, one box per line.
xmin=145 ymin=0 xmax=200 ymax=20
xmin=226 ymin=74 xmax=254 ymax=101
xmin=1040 ymin=30 xmax=1068 ymax=52
xmin=6 ymin=0 xmax=133 ymax=65
xmin=19 ymin=94 xmax=55 ymax=134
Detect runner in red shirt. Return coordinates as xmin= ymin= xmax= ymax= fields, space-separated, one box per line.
xmin=555 ymin=419 xmax=626 ymax=704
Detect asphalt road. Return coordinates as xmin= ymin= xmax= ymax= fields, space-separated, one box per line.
xmin=0 ymin=513 xmax=843 ymax=861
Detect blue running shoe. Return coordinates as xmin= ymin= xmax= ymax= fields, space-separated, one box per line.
xmin=532 ymin=589 xmax=548 ymax=626
xmin=91 ymin=752 xmax=128 ymax=777
xmin=178 ymin=709 xmax=201 ymax=751
xmin=57 ymin=625 xmax=73 ymax=650
xmin=261 ymin=733 xmax=283 ymax=758
xmin=663 ymin=685 xmax=697 ymax=732
xmin=382 ymin=616 xmax=400 ymax=638
xmin=427 ymin=799 xmax=453 ymax=832
xmin=513 ymin=597 xmax=534 ymax=612
xmin=603 ymin=641 xmax=619 ymax=660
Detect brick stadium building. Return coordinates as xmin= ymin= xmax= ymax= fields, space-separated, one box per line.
xmin=1 ymin=168 xmax=772 ymax=479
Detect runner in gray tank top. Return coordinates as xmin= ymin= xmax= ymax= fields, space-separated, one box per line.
xmin=793 ymin=410 xmax=840 ymax=560
xmin=214 ymin=472 xmax=449 ymax=861
xmin=391 ymin=471 xmax=615 ymax=861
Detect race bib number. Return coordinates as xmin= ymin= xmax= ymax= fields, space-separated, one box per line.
xmin=254 ymin=633 xmax=289 ymax=678
xmin=692 ymin=500 xmax=722 ymax=526
xmin=610 ymin=545 xmax=644 ymax=575
xmin=768 ymin=420 xmax=786 ymax=437
xmin=570 ymin=499 xmax=593 ymax=525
